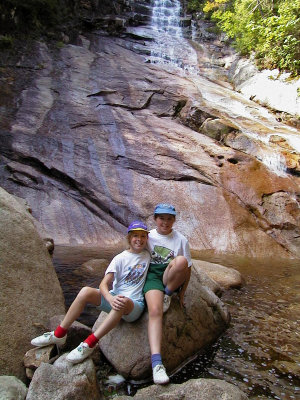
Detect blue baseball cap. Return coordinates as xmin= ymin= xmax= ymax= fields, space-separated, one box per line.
xmin=154 ymin=203 xmax=177 ymax=216
xmin=127 ymin=220 xmax=149 ymax=233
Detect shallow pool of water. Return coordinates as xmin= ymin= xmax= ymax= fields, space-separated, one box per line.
xmin=53 ymin=246 xmax=300 ymax=399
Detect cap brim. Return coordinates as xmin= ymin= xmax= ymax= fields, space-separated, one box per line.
xmin=128 ymin=228 xmax=149 ymax=233
xmin=154 ymin=210 xmax=176 ymax=216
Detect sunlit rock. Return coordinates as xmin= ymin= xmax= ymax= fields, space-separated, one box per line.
xmin=193 ymin=259 xmax=245 ymax=289
xmin=26 ymin=354 xmax=101 ymax=400
xmin=115 ymin=378 xmax=248 ymax=399
xmin=93 ymin=267 xmax=230 ymax=380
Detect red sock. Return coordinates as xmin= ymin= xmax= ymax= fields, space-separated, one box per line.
xmin=54 ymin=325 xmax=67 ymax=338
xmin=84 ymin=333 xmax=99 ymax=348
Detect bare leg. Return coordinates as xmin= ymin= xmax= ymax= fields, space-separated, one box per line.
xmin=145 ymin=290 xmax=164 ymax=354
xmin=93 ymin=297 xmax=134 ymax=340
xmin=60 ymin=287 xmax=101 ymax=330
xmin=163 ymin=256 xmax=189 ymax=291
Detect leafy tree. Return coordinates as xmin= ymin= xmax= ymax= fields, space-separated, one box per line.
xmin=0 ymin=0 xmax=73 ymax=34
xmin=197 ymin=0 xmax=300 ymax=75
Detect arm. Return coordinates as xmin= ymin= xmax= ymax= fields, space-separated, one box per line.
xmin=100 ymin=273 xmax=127 ymax=311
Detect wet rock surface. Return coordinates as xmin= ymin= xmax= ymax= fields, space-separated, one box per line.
xmin=0 ymin=28 xmax=299 ymax=258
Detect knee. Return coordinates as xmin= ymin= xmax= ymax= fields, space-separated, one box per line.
xmin=148 ymin=304 xmax=163 ymax=319
xmin=174 ymin=256 xmax=188 ymax=271
xmin=77 ymin=286 xmax=92 ymax=301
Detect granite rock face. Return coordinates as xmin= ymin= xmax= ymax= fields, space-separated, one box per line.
xmin=0 ymin=3 xmax=299 ymax=258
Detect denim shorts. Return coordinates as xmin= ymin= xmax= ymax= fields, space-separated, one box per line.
xmin=96 ymin=290 xmax=145 ymax=322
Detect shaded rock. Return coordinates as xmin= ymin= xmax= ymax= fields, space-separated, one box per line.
xmin=75 ymin=258 xmax=109 ymax=277
xmin=49 ymin=315 xmax=102 ymax=365
xmin=224 ymin=131 xmax=260 ymax=154
xmin=49 ymin=315 xmax=93 ymax=352
xmin=261 ymin=192 xmax=300 ymax=256
xmin=93 ymin=267 xmax=230 ymax=380
xmin=24 ymin=346 xmax=57 ymax=377
xmin=200 ymin=118 xmax=233 ymax=140
xmin=0 ymin=187 xmax=65 ymax=382
xmin=26 ymin=354 xmax=101 ymax=400
xmin=193 ymin=259 xmax=245 ymax=289
xmin=180 ymin=105 xmax=215 ymax=132
xmin=0 ymin=376 xmax=28 ymax=400
xmin=115 ymin=378 xmax=248 ymax=399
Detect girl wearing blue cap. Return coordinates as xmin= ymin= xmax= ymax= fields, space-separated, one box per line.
xmin=143 ymin=203 xmax=192 ymax=384
xmin=31 ymin=221 xmax=150 ymax=364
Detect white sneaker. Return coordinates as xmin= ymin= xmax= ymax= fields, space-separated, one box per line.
xmin=31 ymin=331 xmax=67 ymax=347
xmin=163 ymin=294 xmax=173 ymax=313
xmin=66 ymin=342 xmax=95 ymax=364
xmin=153 ymin=364 xmax=170 ymax=385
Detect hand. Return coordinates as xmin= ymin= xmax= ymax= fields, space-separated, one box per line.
xmin=110 ymin=295 xmax=126 ymax=311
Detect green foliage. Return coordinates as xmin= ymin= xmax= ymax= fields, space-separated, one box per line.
xmin=0 ymin=0 xmax=72 ymax=34
xmin=0 ymin=35 xmax=14 ymax=49
xmin=187 ymin=0 xmax=205 ymax=13
xmin=197 ymin=0 xmax=300 ymax=75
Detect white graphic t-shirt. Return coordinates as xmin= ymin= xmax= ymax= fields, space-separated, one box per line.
xmin=105 ymin=250 xmax=150 ymax=302
xmin=148 ymin=229 xmax=192 ymax=267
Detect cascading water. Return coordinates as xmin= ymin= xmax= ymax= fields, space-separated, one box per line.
xmin=146 ymin=0 xmax=299 ymax=177
xmin=148 ymin=0 xmax=198 ymax=73
xmin=151 ymin=0 xmax=182 ymax=36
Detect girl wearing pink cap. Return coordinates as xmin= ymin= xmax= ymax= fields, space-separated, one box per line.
xmin=31 ymin=221 xmax=150 ymax=364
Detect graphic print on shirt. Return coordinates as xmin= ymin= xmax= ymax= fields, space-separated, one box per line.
xmin=124 ymin=263 xmax=147 ymax=286
xmin=151 ymin=245 xmax=174 ymax=264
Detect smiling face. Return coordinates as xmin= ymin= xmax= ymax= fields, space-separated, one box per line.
xmin=154 ymin=214 xmax=176 ymax=235
xmin=128 ymin=230 xmax=148 ymax=253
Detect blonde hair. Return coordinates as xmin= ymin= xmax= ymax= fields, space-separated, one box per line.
xmin=126 ymin=230 xmax=148 ymax=247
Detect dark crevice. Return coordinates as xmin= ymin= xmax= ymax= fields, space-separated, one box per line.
xmin=227 ymin=157 xmax=238 ymax=164
xmin=96 ymin=91 xmax=156 ymax=111
xmin=87 ymin=90 xmax=117 ymax=97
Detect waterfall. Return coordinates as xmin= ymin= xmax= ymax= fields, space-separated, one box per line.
xmin=149 ymin=0 xmax=198 ymax=73
xmin=151 ymin=0 xmax=182 ymax=37
xmin=147 ymin=0 xmax=298 ymax=177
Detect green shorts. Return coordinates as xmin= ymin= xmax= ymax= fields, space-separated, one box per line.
xmin=143 ymin=263 xmax=168 ymax=294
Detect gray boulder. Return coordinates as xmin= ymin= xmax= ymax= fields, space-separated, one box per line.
xmin=115 ymin=378 xmax=248 ymax=399
xmin=193 ymin=259 xmax=245 ymax=289
xmin=0 ymin=376 xmax=28 ymax=400
xmin=93 ymin=267 xmax=230 ymax=380
xmin=0 ymin=187 xmax=65 ymax=382
xmin=26 ymin=354 xmax=101 ymax=400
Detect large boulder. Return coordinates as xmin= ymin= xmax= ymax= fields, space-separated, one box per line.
xmin=0 ymin=187 xmax=65 ymax=382
xmin=26 ymin=354 xmax=101 ymax=400
xmin=193 ymin=259 xmax=245 ymax=289
xmin=0 ymin=376 xmax=28 ymax=400
xmin=93 ymin=267 xmax=230 ymax=380
xmin=115 ymin=378 xmax=248 ymax=399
